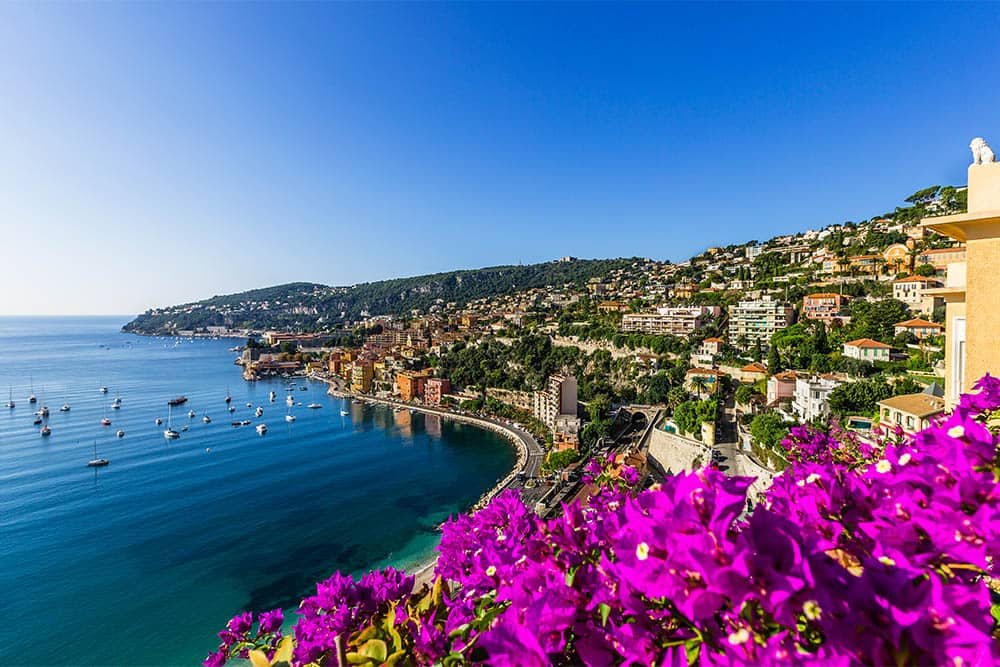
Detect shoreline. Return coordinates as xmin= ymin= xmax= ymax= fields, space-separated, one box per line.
xmin=312 ymin=374 xmax=543 ymax=587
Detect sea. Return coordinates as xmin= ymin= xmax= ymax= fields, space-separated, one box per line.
xmin=0 ymin=316 xmax=515 ymax=666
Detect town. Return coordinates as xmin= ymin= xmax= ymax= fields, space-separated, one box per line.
xmin=130 ymin=139 xmax=997 ymax=509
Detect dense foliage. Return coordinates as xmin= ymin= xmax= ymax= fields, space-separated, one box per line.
xmin=206 ymin=374 xmax=1000 ymax=667
xmin=124 ymin=260 xmax=637 ymax=334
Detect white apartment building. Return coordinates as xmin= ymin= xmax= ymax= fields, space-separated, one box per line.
xmin=792 ymin=375 xmax=843 ymax=422
xmin=892 ymin=276 xmax=944 ymax=316
xmin=533 ymin=368 xmax=581 ymax=435
xmin=621 ymin=306 xmax=721 ymax=336
xmin=727 ymin=297 xmax=794 ymax=350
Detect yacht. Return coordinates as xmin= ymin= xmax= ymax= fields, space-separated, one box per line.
xmin=167 ymin=396 xmax=188 ymax=406
xmin=187 ymin=409 xmax=196 ymax=419
xmin=116 ymin=429 xmax=125 ymax=438
xmin=245 ymin=402 xmax=252 ymax=408
xmin=307 ymin=403 xmax=321 ymax=409
xmin=203 ymin=415 xmax=212 ymax=424
xmin=33 ymin=415 xmax=42 ymax=425
xmin=87 ymin=442 xmax=109 ymax=467
xmin=28 ymin=378 xmax=36 ymax=404
xmin=155 ymin=417 xmax=163 ymax=425
xmin=100 ymin=386 xmax=108 ymax=394
xmin=60 ymin=403 xmax=71 ymax=412
xmin=228 ymin=405 xmax=236 ymax=413
xmin=285 ymin=412 xmax=296 ymax=423
xmin=40 ymin=424 xmax=51 ymax=436
xmin=286 ymin=395 xmax=294 ymax=407
xmin=299 ymin=386 xmax=308 ymax=391
xmin=5 ymin=387 xmax=14 ymax=409
xmin=35 ymin=406 xmax=49 ymax=417
xmin=225 ymin=388 xmax=232 ymax=404
xmin=232 ymin=419 xmax=251 ymax=427
xmin=181 ymin=425 xmax=188 ymax=432
xmin=340 ymin=409 xmax=350 ymax=416
xmin=163 ymin=405 xmax=180 ymax=439
xmin=256 ymin=423 xmax=268 ymax=435
xmin=269 ymin=391 xmax=276 ymax=402
xmin=101 ymin=417 xmax=112 ymax=426
xmin=255 ymin=406 xmax=264 ymax=417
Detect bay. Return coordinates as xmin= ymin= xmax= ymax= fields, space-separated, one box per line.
xmin=0 ymin=316 xmax=515 ymax=665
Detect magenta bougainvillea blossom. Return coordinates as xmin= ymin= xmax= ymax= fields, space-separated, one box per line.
xmin=206 ymin=375 xmax=1000 ymax=666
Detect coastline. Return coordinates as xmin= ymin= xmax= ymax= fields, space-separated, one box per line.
xmin=312 ymin=374 xmax=544 ymax=587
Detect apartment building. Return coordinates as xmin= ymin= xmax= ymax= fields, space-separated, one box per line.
xmin=792 ymin=375 xmax=843 ymax=422
xmin=621 ymin=306 xmax=721 ymax=336
xmin=396 ymin=370 xmax=429 ymax=401
xmin=892 ymin=276 xmax=943 ymax=315
xmin=802 ymin=293 xmax=850 ymax=323
xmin=424 ymin=378 xmax=451 ymax=406
xmin=727 ymin=297 xmax=794 ymax=350
xmin=532 ymin=369 xmax=581 ymax=435
xmin=922 ymin=139 xmax=1000 ymax=406
xmin=917 ymin=246 xmax=967 ymax=271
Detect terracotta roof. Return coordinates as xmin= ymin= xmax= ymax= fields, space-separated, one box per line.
xmin=772 ymin=371 xmax=799 ymax=381
xmin=920 ymin=247 xmax=965 ymax=255
xmin=805 ymin=292 xmax=845 ymax=299
xmin=893 ymin=276 xmax=939 ymax=284
xmin=877 ymin=393 xmax=946 ymax=419
xmin=844 ymin=338 xmax=891 ymax=349
xmin=741 ymin=362 xmax=768 ymax=373
xmin=703 ymin=337 xmax=723 ymax=343
xmin=895 ymin=318 xmax=943 ymax=329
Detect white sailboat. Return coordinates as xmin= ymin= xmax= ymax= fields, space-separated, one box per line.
xmin=285 ymin=404 xmax=296 ymax=422
xmin=87 ymin=442 xmax=109 ymax=467
xmin=5 ymin=387 xmax=13 ymax=409
xmin=163 ymin=404 xmax=180 ymax=439
xmin=28 ymin=376 xmax=36 ymax=404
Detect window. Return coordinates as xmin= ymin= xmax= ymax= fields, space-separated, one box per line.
xmin=906 ymin=416 xmax=915 ymax=429
xmin=952 ymin=317 xmax=966 ymax=401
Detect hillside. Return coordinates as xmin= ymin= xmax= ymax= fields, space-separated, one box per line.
xmin=122 ymin=259 xmax=638 ymax=334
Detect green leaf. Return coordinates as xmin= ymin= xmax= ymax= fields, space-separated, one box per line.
xmin=598 ymin=603 xmax=611 ymax=627
xmin=359 ymin=639 xmax=388 ymax=663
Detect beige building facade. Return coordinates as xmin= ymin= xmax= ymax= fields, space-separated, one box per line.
xmin=923 ymin=142 xmax=1000 ymax=405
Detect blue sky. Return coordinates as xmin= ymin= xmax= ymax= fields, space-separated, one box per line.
xmin=2 ymin=3 xmax=999 ymax=315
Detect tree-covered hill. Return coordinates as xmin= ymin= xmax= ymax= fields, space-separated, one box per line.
xmin=123 ymin=259 xmax=638 ymax=334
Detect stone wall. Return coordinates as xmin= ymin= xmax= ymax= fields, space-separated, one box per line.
xmin=646 ymin=428 xmax=712 ymax=475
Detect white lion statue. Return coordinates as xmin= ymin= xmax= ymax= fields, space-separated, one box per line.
xmin=970 ymin=137 xmax=995 ymax=165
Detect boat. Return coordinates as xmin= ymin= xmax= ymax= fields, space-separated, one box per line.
xmin=167 ymin=396 xmax=188 ymax=406
xmin=225 ymin=388 xmax=232 ymax=404
xmin=245 ymin=402 xmax=252 ymax=408
xmin=269 ymin=391 xmax=276 ymax=402
xmin=60 ymin=403 xmax=71 ymax=412
xmin=5 ymin=387 xmax=14 ymax=409
xmin=100 ymin=386 xmax=108 ymax=394
xmin=155 ymin=417 xmax=163 ymax=425
xmin=35 ymin=406 xmax=49 ymax=417
xmin=203 ymin=415 xmax=211 ymax=424
xmin=28 ymin=377 xmax=36 ymax=404
xmin=116 ymin=429 xmax=125 ymax=438
xmin=33 ymin=416 xmax=42 ymax=425
xmin=111 ymin=390 xmax=122 ymax=409
xmin=181 ymin=425 xmax=188 ymax=432
xmin=352 ymin=399 xmax=362 ymax=405
xmin=228 ymin=405 xmax=236 ymax=413
xmin=285 ymin=413 xmax=296 ymax=422
xmin=300 ymin=386 xmax=308 ymax=391
xmin=40 ymin=424 xmax=51 ymax=436
xmin=256 ymin=423 xmax=268 ymax=435
xmin=163 ymin=405 xmax=180 ymax=439
xmin=286 ymin=387 xmax=295 ymax=392
xmin=232 ymin=419 xmax=252 ymax=427
xmin=101 ymin=417 xmax=112 ymax=426
xmin=255 ymin=406 xmax=264 ymax=417
xmin=87 ymin=442 xmax=109 ymax=467
xmin=187 ymin=409 xmax=196 ymax=419
xmin=286 ymin=395 xmax=294 ymax=407
xmin=340 ymin=410 xmax=349 ymax=416
xmin=307 ymin=403 xmax=321 ymax=409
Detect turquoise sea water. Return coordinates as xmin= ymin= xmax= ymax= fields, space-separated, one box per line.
xmin=0 ymin=317 xmax=515 ymax=666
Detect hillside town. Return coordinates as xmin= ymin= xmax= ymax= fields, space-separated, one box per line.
xmin=179 ymin=143 xmax=997 ymax=489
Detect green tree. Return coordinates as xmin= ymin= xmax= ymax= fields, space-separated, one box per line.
xmin=914 ymin=263 xmax=937 ymax=277
xmin=674 ymin=399 xmax=717 ymax=437
xmin=828 ymin=378 xmax=893 ymax=416
xmin=767 ymin=345 xmax=783 ymax=373
xmin=749 ymin=411 xmax=790 ymax=450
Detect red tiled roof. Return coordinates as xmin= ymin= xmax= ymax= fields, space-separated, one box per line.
xmin=844 ymin=338 xmax=891 ymax=349
xmin=741 ymin=362 xmax=768 ymax=373
xmin=894 ymin=318 xmax=943 ymax=329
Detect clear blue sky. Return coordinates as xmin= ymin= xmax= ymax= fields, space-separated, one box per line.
xmin=2 ymin=2 xmax=998 ymax=315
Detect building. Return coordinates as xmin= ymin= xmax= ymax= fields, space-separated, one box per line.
xmin=892 ymin=276 xmax=944 ymax=315
xmin=621 ymin=306 xmax=721 ymax=336
xmin=848 ymin=254 xmax=883 ymax=275
xmin=351 ymin=362 xmax=373 ymax=393
xmin=533 ymin=369 xmax=581 ymax=435
xmin=802 ymin=293 xmax=850 ymax=323
xmin=883 ymin=243 xmax=911 ymax=273
xmin=766 ymin=370 xmax=798 ymax=406
xmin=424 ymin=378 xmax=451 ymax=406
xmin=597 ymin=301 xmax=629 ymax=313
xmin=842 ymin=338 xmax=891 ymax=363
xmin=700 ymin=337 xmax=724 ymax=356
xmin=922 ymin=139 xmax=1000 ymax=406
xmin=893 ymin=318 xmax=944 ymax=340
xmin=727 ymin=297 xmax=794 ymax=350
xmin=792 ymin=375 xmax=843 ymax=422
xmin=877 ymin=392 xmax=945 ymax=435
xmin=917 ymin=246 xmax=967 ymax=272
xmin=738 ymin=362 xmax=768 ymax=384
xmin=685 ymin=368 xmax=726 ymax=396
xmin=745 ymin=244 xmax=764 ymax=260
xmin=397 ymin=370 xmax=429 ymax=401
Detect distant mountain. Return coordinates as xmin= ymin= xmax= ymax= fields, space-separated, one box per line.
xmin=122 ymin=259 xmax=639 ymax=335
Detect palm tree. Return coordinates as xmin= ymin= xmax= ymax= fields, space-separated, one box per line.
xmin=690 ymin=374 xmax=712 ymax=399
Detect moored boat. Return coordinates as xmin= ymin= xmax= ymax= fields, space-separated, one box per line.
xmin=167 ymin=396 xmax=188 ymax=406
xmin=256 ymin=423 xmax=268 ymax=435
xmin=116 ymin=429 xmax=125 ymax=438
xmin=40 ymin=424 xmax=51 ymax=436
xmin=87 ymin=442 xmax=109 ymax=467
xmin=203 ymin=415 xmax=211 ymax=423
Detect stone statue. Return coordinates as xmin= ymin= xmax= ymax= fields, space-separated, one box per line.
xmin=970 ymin=137 xmax=995 ymax=165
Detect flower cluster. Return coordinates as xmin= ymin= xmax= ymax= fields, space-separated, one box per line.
xmin=207 ymin=375 xmax=1000 ymax=666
